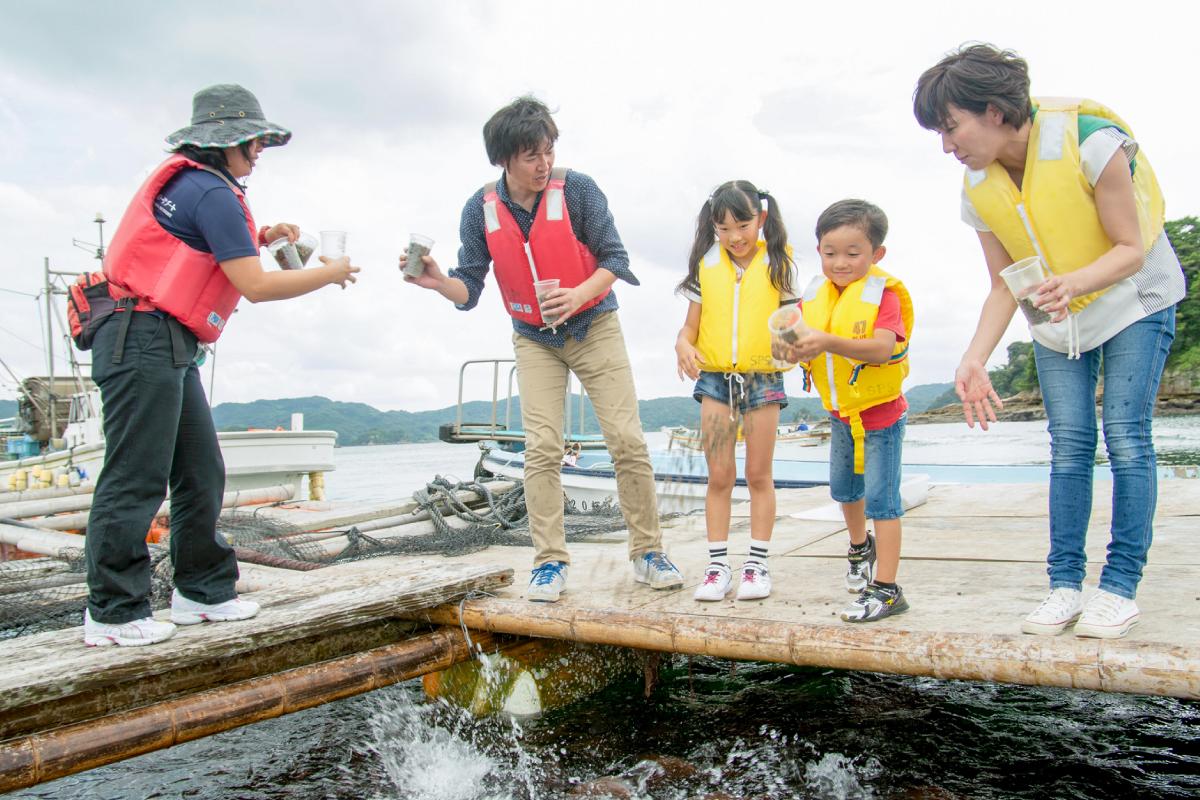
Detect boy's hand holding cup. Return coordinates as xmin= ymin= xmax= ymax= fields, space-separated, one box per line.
xmin=767 ymin=305 xmax=808 ymax=367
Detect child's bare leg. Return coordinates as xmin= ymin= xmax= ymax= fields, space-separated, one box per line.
xmin=741 ymin=403 xmax=780 ymax=545
xmin=841 ymin=499 xmax=869 ymax=547
xmin=873 ymin=518 xmax=902 ymax=584
xmin=700 ymin=397 xmax=738 ymax=545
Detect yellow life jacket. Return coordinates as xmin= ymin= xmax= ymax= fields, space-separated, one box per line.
xmin=963 ymin=97 xmax=1165 ymax=315
xmin=695 ymin=241 xmax=793 ymax=373
xmin=801 ymin=266 xmax=913 ymax=474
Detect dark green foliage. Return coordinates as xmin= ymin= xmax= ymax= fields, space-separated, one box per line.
xmin=905 ymin=382 xmax=955 ymax=413
xmin=1165 ymin=216 xmax=1199 ymax=372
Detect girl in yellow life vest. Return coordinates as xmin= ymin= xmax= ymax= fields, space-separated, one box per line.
xmin=675 ymin=180 xmax=796 ymax=603
xmin=914 ymin=44 xmax=1184 ymax=641
xmin=781 ymin=200 xmax=913 ymax=624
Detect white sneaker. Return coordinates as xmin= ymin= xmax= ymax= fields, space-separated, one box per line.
xmin=693 ymin=563 xmax=732 ymax=601
xmin=736 ymin=562 xmax=772 ymax=601
xmin=1074 ymin=589 xmax=1140 ymax=639
xmin=1020 ymin=588 xmax=1083 ymax=635
xmin=632 ymin=551 xmax=685 ymax=589
xmin=84 ymin=609 xmax=176 ymax=647
xmin=170 ymin=590 xmax=260 ymax=625
xmin=526 ymin=561 xmax=568 ymax=603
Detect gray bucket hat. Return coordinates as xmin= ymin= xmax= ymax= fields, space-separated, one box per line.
xmin=166 ymin=84 xmax=292 ymax=149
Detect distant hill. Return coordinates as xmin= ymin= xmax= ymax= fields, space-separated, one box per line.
xmin=211 ymin=382 xmax=955 ymax=446
xmin=905 ymin=382 xmax=955 ymax=413
xmin=0 ymin=400 xmax=15 ymax=420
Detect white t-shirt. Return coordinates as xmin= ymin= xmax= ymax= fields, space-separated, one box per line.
xmin=961 ymin=127 xmax=1184 ymax=353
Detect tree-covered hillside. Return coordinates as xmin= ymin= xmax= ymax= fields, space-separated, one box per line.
xmin=210 ymin=380 xmax=958 ymax=447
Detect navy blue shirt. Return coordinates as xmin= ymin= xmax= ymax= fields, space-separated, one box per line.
xmin=451 ymin=169 xmax=637 ymax=346
xmin=152 ymin=167 xmax=258 ymax=262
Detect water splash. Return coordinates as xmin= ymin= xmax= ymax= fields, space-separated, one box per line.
xmin=362 ymin=696 xmax=520 ymax=800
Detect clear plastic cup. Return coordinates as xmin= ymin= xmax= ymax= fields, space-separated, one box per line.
xmin=320 ymin=230 xmax=348 ymax=258
xmin=268 ymin=237 xmax=303 ymax=270
xmin=1000 ymin=256 xmax=1053 ymax=326
xmin=403 ymin=233 xmax=434 ymax=278
xmin=767 ymin=305 xmax=807 ymax=368
xmin=533 ymin=278 xmax=560 ymax=325
xmin=267 ymin=232 xmax=319 ymax=270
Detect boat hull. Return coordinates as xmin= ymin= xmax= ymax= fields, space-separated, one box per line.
xmin=0 ymin=430 xmax=336 ymax=495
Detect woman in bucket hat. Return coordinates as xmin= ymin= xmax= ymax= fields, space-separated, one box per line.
xmin=82 ymin=84 xmax=360 ymax=647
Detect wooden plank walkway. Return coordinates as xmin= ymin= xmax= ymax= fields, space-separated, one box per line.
xmin=0 ymin=560 xmax=512 ymax=741
xmin=0 ymin=476 xmax=1194 ymax=752
xmin=392 ymin=479 xmax=1200 ymax=698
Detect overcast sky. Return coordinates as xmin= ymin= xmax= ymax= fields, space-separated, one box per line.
xmin=2 ymin=1 xmax=1197 ymax=411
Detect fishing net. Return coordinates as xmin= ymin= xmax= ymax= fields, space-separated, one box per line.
xmin=0 ymin=476 xmax=667 ymax=637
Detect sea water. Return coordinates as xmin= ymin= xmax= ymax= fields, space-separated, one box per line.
xmin=9 ymin=417 xmax=1200 ymax=799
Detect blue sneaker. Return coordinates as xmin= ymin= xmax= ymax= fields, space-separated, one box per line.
xmin=632 ymin=551 xmax=685 ymax=590
xmin=527 ymin=561 xmax=568 ymax=602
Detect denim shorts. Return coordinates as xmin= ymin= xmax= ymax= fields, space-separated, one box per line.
xmin=693 ymin=371 xmax=788 ymax=414
xmin=829 ymin=414 xmax=905 ymax=520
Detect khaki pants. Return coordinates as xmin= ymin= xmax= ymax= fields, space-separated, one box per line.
xmin=512 ymin=311 xmax=662 ymax=566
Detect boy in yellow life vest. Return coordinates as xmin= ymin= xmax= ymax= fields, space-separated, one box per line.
xmin=779 ymin=200 xmax=914 ymax=623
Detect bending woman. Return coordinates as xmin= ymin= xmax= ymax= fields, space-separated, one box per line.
xmin=913 ymin=45 xmax=1184 ymax=639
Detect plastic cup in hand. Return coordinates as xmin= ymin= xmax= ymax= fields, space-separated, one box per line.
xmin=533 ymin=278 xmax=560 ymax=326
xmin=403 ymin=233 xmax=434 ymax=278
xmin=767 ymin=305 xmax=807 ymax=368
xmin=267 ymin=232 xmax=318 ymax=270
xmin=267 ymin=237 xmax=303 ymax=270
xmin=768 ymin=305 xmax=807 ymax=344
xmin=320 ymin=230 xmax=348 ymax=259
xmin=1000 ymin=256 xmax=1053 ymax=326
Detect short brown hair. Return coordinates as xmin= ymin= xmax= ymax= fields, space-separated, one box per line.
xmin=816 ymin=199 xmax=888 ymax=249
xmin=482 ymin=96 xmax=559 ymax=167
xmin=913 ymin=43 xmax=1033 ymax=131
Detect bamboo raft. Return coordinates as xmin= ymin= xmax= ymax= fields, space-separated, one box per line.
xmin=0 ymin=476 xmax=1197 ymax=790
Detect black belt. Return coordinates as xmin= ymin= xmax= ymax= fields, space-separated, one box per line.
xmin=112 ymin=309 xmax=192 ymax=368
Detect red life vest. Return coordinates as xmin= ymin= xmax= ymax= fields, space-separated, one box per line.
xmin=482 ymin=167 xmax=609 ymax=325
xmin=104 ymin=155 xmax=253 ymax=343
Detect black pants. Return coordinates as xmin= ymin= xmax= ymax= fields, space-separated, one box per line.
xmin=85 ymin=312 xmax=237 ymax=623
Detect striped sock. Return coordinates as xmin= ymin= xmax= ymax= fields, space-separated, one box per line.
xmin=708 ymin=543 xmax=729 ymax=567
xmin=746 ymin=542 xmax=769 ymax=567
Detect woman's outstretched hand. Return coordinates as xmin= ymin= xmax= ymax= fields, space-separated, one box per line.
xmin=955 ymin=359 xmax=1004 ymax=430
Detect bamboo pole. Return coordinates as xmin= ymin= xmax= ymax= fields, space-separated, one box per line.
xmin=0 ymin=627 xmax=496 ymax=792
xmin=2 ymin=489 xmax=103 ymax=520
xmin=410 ymin=599 xmax=1200 ymax=700
xmin=0 ymin=524 xmax=86 ymax=558
xmin=27 ymin=484 xmax=295 ymax=531
xmin=0 ymin=618 xmax=428 ymax=742
xmin=0 ymin=572 xmax=85 ymax=596
xmin=0 ymin=484 xmax=95 ymax=505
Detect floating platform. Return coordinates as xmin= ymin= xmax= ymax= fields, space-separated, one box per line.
xmin=399 ymin=479 xmax=1200 ymax=699
xmin=0 ymin=477 xmax=1196 ymax=790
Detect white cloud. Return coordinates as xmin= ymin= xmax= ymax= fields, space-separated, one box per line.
xmin=2 ymin=0 xmax=1197 ymax=411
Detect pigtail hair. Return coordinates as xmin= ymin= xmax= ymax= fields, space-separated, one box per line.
xmin=761 ymin=192 xmax=795 ymax=295
xmin=679 ymin=198 xmax=716 ymax=295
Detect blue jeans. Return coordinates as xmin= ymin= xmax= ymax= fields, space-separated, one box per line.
xmin=829 ymin=415 xmax=906 ymax=520
xmin=1035 ymin=305 xmax=1175 ymax=600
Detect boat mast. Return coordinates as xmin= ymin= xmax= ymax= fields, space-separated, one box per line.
xmin=41 ymin=214 xmax=106 ymax=438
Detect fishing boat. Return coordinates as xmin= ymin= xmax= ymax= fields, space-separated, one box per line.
xmin=0 ymin=217 xmax=336 ymax=497
xmin=663 ymin=419 xmax=832 ymax=452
